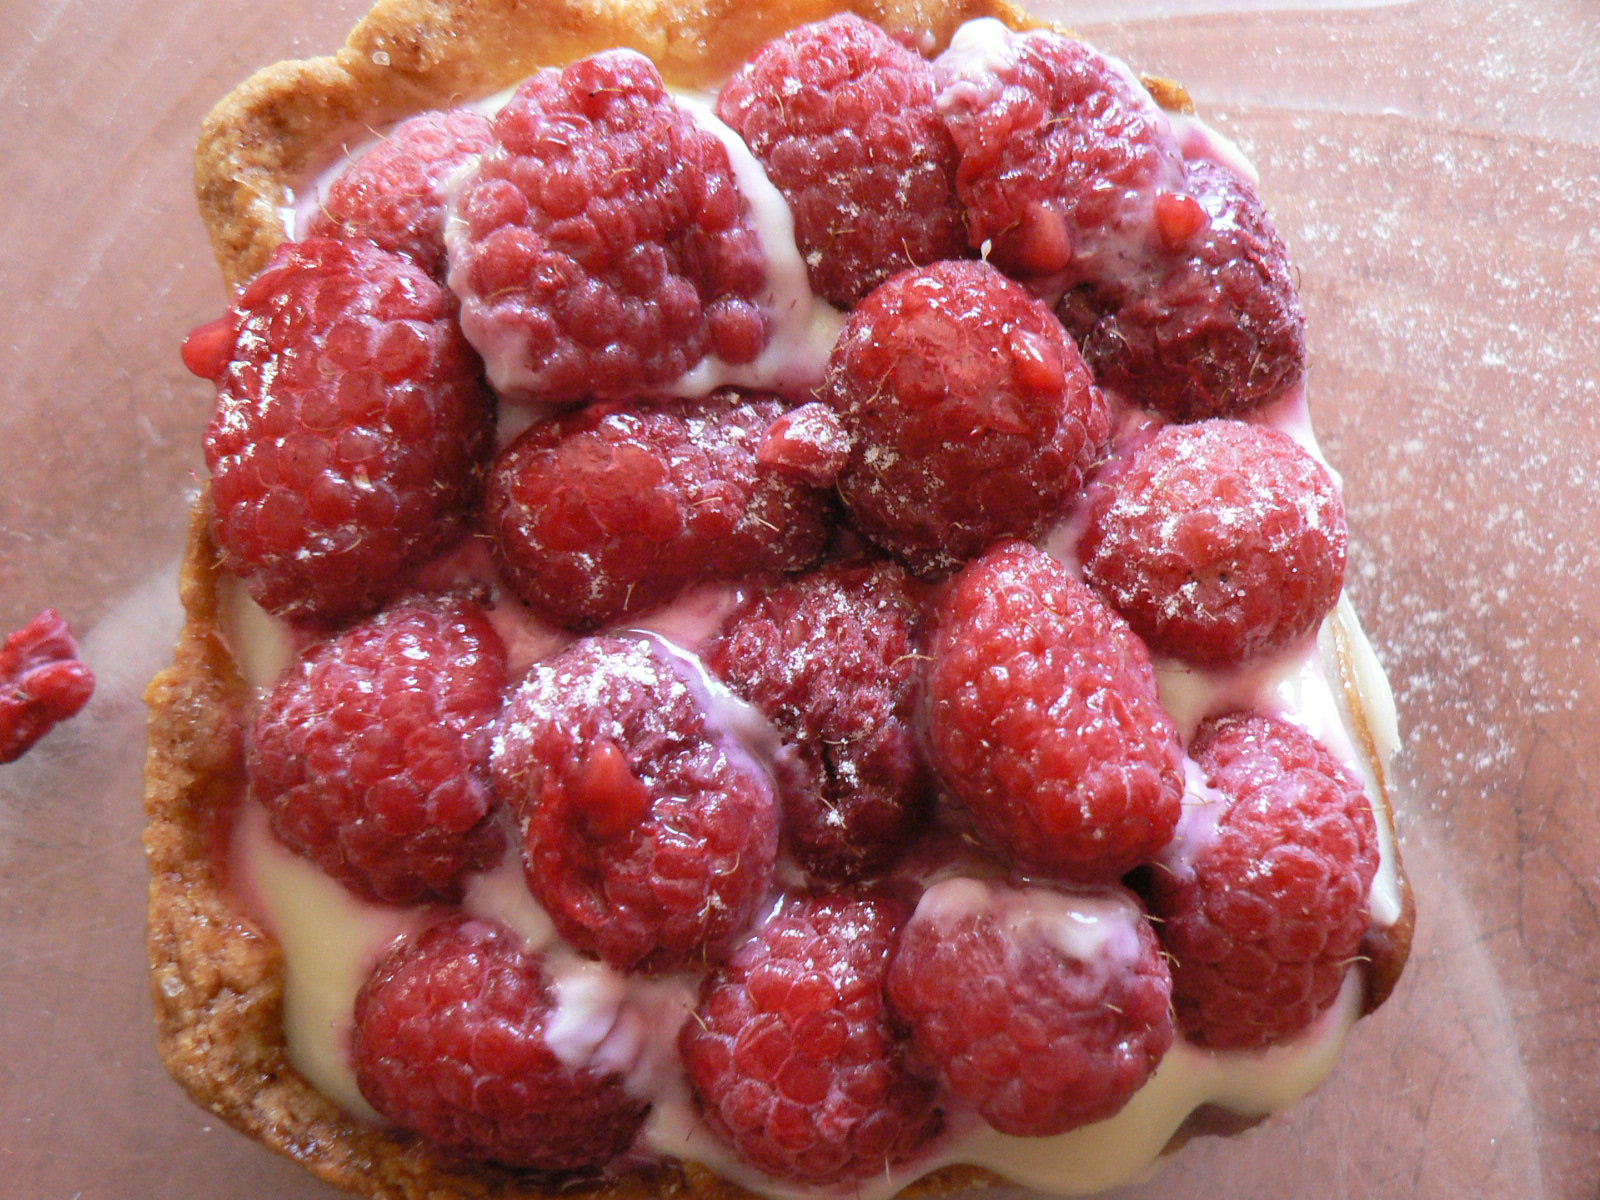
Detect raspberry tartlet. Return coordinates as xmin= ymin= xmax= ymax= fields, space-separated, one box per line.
xmin=146 ymin=2 xmax=1416 ymax=1199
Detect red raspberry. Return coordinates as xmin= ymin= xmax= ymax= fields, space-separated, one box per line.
xmin=680 ymin=889 xmax=940 ymax=1183
xmin=248 ymin=594 xmax=508 ymax=905
xmin=822 ymin=260 xmax=1109 ymax=576
xmin=353 ymin=916 xmax=649 ymax=1170
xmin=754 ymin=401 xmax=851 ymax=487
xmin=1078 ymin=420 xmax=1347 ymax=668
xmin=934 ymin=22 xmax=1184 ymax=284
xmin=492 ymin=635 xmax=779 ymax=973
xmin=706 ymin=559 xmax=933 ymax=880
xmin=486 ymin=392 xmax=833 ymax=630
xmin=197 ymin=237 xmax=492 ymax=626
xmin=449 ymin=51 xmax=770 ymax=404
xmin=1144 ymin=713 xmax=1379 ymax=1049
xmin=0 ymin=609 xmax=94 ymax=764
xmin=308 ymin=109 xmax=494 ymax=278
xmin=886 ymin=878 xmax=1173 ymax=1136
xmin=716 ymin=14 xmax=967 ymax=307
xmin=925 ymin=541 xmax=1183 ymax=881
xmin=1060 ymin=159 xmax=1307 ymax=421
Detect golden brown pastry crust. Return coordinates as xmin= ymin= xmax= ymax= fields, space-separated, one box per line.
xmin=150 ymin=1 xmax=1408 ymax=1195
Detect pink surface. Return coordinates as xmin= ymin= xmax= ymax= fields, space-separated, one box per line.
xmin=0 ymin=0 xmax=1594 ymax=1196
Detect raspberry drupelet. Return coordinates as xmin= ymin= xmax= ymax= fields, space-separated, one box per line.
xmin=491 ymin=635 xmax=780 ymax=973
xmin=0 ymin=609 xmax=94 ymax=764
xmin=680 ymin=888 xmax=940 ymax=1182
xmin=248 ymin=594 xmax=509 ymax=905
xmin=1144 ymin=713 xmax=1379 ymax=1049
xmin=193 ymin=236 xmax=493 ymax=627
xmin=353 ymin=916 xmax=650 ymax=1170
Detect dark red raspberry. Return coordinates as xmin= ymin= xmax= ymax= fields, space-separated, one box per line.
xmin=486 ymin=391 xmax=833 ymax=630
xmin=248 ymin=594 xmax=508 ymax=905
xmin=716 ymin=14 xmax=967 ymax=307
xmin=755 ymin=401 xmax=851 ymax=487
xmin=934 ymin=22 xmax=1184 ymax=284
xmin=353 ymin=916 xmax=649 ymax=1169
xmin=822 ymin=260 xmax=1109 ymax=575
xmin=886 ymin=878 xmax=1173 ymax=1136
xmin=0 ymin=609 xmax=94 ymax=764
xmin=1060 ymin=159 xmax=1306 ymax=421
xmin=492 ymin=635 xmax=779 ymax=973
xmin=1078 ymin=420 xmax=1347 ymax=668
xmin=309 ymin=109 xmax=493 ymax=278
xmin=680 ymin=889 xmax=940 ymax=1183
xmin=706 ymin=559 xmax=933 ymax=880
xmin=449 ymin=51 xmax=770 ymax=403
xmin=1144 ymin=713 xmax=1379 ymax=1050
xmin=198 ymin=237 xmax=492 ymax=626
xmin=925 ymin=540 xmax=1183 ymax=881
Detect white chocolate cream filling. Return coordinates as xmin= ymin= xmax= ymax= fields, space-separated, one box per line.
xmin=233 ymin=24 xmax=1408 ymax=1197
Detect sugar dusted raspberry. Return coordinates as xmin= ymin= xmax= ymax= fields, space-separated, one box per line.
xmin=755 ymin=402 xmax=851 ymax=487
xmin=822 ymin=260 xmax=1109 ymax=575
xmin=926 ymin=540 xmax=1183 ymax=881
xmin=706 ymin=559 xmax=932 ymax=879
xmin=448 ymin=51 xmax=770 ymax=403
xmin=1061 ymin=159 xmax=1306 ymax=421
xmin=492 ymin=635 xmax=779 ymax=973
xmin=886 ymin=877 xmax=1173 ymax=1136
xmin=309 ymin=109 xmax=493 ymax=278
xmin=200 ymin=237 xmax=493 ymax=626
xmin=0 ymin=609 xmax=94 ymax=764
xmin=486 ymin=391 xmax=834 ymax=630
xmin=1078 ymin=420 xmax=1347 ymax=667
xmin=680 ymin=889 xmax=939 ymax=1183
xmin=934 ymin=21 xmax=1184 ymax=285
xmin=353 ymin=916 xmax=649 ymax=1169
xmin=1145 ymin=713 xmax=1379 ymax=1049
xmin=716 ymin=14 xmax=967 ymax=307
xmin=249 ymin=594 xmax=508 ymax=905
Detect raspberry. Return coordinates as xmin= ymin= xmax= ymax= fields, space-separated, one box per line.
xmin=309 ymin=109 xmax=494 ymax=278
xmin=1060 ymin=159 xmax=1306 ymax=421
xmin=486 ymin=391 xmax=833 ymax=630
xmin=1078 ymin=420 xmax=1347 ymax=667
xmin=1144 ymin=713 xmax=1379 ymax=1049
xmin=754 ymin=402 xmax=851 ymax=487
xmin=198 ymin=237 xmax=492 ymax=626
xmin=934 ymin=21 xmax=1184 ymax=285
xmin=706 ymin=559 xmax=932 ymax=879
xmin=248 ymin=594 xmax=508 ymax=905
xmin=353 ymin=917 xmax=649 ymax=1169
xmin=716 ymin=14 xmax=967 ymax=307
xmin=492 ymin=635 xmax=779 ymax=972
xmin=822 ymin=260 xmax=1109 ymax=575
xmin=886 ymin=878 xmax=1173 ymax=1136
xmin=925 ymin=540 xmax=1183 ymax=881
xmin=448 ymin=51 xmax=770 ymax=403
xmin=0 ymin=609 xmax=94 ymax=764
xmin=680 ymin=889 xmax=939 ymax=1183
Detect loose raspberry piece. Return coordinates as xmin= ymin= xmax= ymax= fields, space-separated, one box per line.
xmin=0 ymin=609 xmax=94 ymax=764
xmin=926 ymin=540 xmax=1183 ymax=881
xmin=886 ymin=878 xmax=1173 ymax=1136
xmin=706 ymin=559 xmax=932 ymax=879
xmin=354 ymin=917 xmax=649 ymax=1169
xmin=681 ymin=889 xmax=940 ymax=1183
xmin=197 ymin=237 xmax=493 ymax=626
xmin=1078 ymin=420 xmax=1347 ymax=667
xmin=755 ymin=402 xmax=851 ymax=487
xmin=1144 ymin=713 xmax=1379 ymax=1049
xmin=249 ymin=594 xmax=508 ymax=905
xmin=309 ymin=109 xmax=494 ymax=278
xmin=822 ymin=260 xmax=1109 ymax=575
xmin=486 ymin=391 xmax=833 ymax=630
xmin=716 ymin=14 xmax=967 ymax=307
xmin=492 ymin=636 xmax=779 ymax=972
xmin=448 ymin=51 xmax=770 ymax=403
xmin=1060 ymin=159 xmax=1306 ymax=421
xmin=934 ymin=20 xmax=1184 ymax=285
